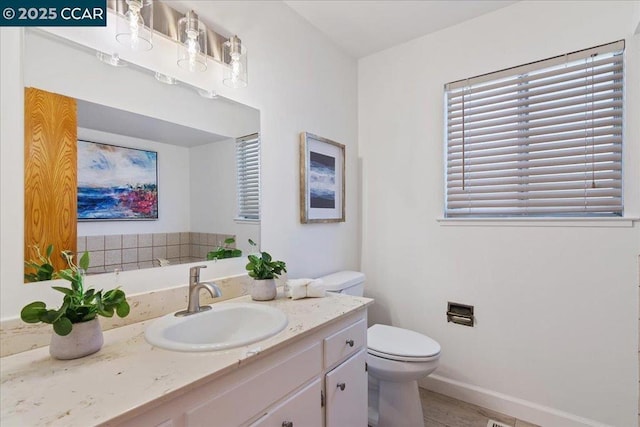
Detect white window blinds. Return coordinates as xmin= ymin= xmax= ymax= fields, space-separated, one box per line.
xmin=445 ymin=40 xmax=624 ymax=218
xmin=236 ymin=133 xmax=260 ymax=221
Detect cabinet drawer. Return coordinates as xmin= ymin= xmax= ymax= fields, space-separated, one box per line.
xmin=186 ymin=343 xmax=321 ymax=426
xmin=248 ymin=378 xmax=322 ymax=427
xmin=323 ymin=319 xmax=366 ymax=369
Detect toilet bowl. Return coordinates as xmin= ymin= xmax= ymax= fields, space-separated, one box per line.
xmin=319 ymin=271 xmax=441 ymax=427
xmin=367 ymin=324 xmax=440 ymax=427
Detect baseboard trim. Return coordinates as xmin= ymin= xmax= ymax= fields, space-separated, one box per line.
xmin=419 ymin=374 xmax=612 ymax=427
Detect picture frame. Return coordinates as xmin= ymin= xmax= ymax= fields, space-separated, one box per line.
xmin=77 ymin=140 xmax=158 ymax=221
xmin=300 ymin=132 xmax=345 ymax=223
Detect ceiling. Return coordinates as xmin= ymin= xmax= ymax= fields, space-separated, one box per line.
xmin=284 ymin=0 xmax=518 ymax=58
xmin=77 ymin=99 xmax=228 ymax=148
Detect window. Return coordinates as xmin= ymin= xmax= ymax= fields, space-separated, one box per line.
xmin=445 ymin=40 xmax=624 ymax=218
xmin=236 ymin=133 xmax=260 ymax=221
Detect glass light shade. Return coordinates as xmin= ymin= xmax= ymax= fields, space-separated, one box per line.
xmin=197 ymin=89 xmax=219 ymax=99
xmin=115 ymin=0 xmax=153 ymax=51
xmin=155 ymin=72 xmax=177 ymax=85
xmin=223 ymin=36 xmax=248 ymax=88
xmin=177 ymin=10 xmax=207 ymax=72
xmin=96 ymin=51 xmax=127 ymax=67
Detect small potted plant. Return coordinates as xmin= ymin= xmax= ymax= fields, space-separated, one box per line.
xmin=207 ymin=237 xmax=242 ymax=260
xmin=20 ymin=250 xmax=130 ymax=360
xmin=245 ymin=239 xmax=286 ymax=301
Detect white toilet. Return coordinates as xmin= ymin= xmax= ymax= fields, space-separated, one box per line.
xmin=319 ymin=271 xmax=441 ymax=427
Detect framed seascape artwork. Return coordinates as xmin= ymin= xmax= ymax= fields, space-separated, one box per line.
xmin=300 ymin=132 xmax=345 ymax=223
xmin=77 ymin=140 xmax=158 ymax=220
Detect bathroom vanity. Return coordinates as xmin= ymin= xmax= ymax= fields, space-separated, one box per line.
xmin=0 ymin=293 xmax=372 ymax=427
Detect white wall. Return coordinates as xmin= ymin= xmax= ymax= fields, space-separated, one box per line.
xmin=77 ymin=128 xmax=191 ymax=236
xmin=189 ymin=138 xmax=260 ymax=255
xmin=0 ymin=2 xmax=358 ymax=318
xmin=359 ymin=2 xmax=639 ymax=427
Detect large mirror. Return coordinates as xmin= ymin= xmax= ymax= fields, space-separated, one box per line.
xmin=23 ymin=29 xmax=260 ymax=279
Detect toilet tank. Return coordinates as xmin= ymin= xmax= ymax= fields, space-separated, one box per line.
xmin=318 ymin=271 xmax=365 ymax=296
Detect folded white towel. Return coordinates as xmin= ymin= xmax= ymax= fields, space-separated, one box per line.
xmin=289 ymin=283 xmax=308 ymax=300
xmin=285 ymin=278 xmax=312 ymax=300
xmin=306 ymin=279 xmax=326 ymax=298
xmin=286 ymin=278 xmax=313 ymax=288
xmin=285 ymin=278 xmax=326 ymax=300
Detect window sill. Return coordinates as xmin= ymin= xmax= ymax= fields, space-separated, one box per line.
xmin=437 ymin=217 xmax=638 ymax=228
xmin=234 ymin=218 xmax=261 ymax=225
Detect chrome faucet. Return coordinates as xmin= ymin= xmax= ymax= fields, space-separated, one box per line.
xmin=175 ymin=265 xmax=222 ymax=317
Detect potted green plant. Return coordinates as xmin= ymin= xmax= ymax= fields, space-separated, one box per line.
xmin=20 ymin=250 xmax=130 ymax=360
xmin=206 ymin=237 xmax=242 ymax=260
xmin=245 ymin=239 xmax=286 ymax=301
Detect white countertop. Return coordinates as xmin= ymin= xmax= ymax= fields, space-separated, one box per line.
xmin=0 ymin=292 xmax=373 ymax=427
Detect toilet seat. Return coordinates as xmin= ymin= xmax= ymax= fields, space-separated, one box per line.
xmin=368 ymin=324 xmax=441 ymax=362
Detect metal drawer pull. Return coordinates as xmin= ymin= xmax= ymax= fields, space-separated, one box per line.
xmin=282 ymin=422 xmax=293 ymax=427
xmin=345 ymin=339 xmax=354 ymax=347
xmin=336 ymin=382 xmax=346 ymax=391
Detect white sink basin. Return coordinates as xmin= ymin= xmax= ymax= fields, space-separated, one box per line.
xmin=145 ymin=302 xmax=288 ymax=352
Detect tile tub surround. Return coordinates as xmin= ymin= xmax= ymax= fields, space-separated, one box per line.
xmin=0 ymin=293 xmax=373 ymax=427
xmin=0 ymin=274 xmax=253 ymax=357
xmin=78 ymin=232 xmax=237 ymax=274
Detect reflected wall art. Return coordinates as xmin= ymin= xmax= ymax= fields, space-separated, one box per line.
xmin=77 ymin=140 xmax=158 ymax=220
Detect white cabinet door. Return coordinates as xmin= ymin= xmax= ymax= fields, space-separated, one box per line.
xmin=249 ymin=378 xmax=322 ymax=427
xmin=325 ymin=349 xmax=367 ymax=427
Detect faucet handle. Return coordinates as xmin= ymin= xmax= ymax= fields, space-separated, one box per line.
xmin=190 ymin=265 xmax=207 ymax=281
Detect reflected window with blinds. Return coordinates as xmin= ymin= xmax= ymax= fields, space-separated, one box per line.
xmin=236 ymin=133 xmax=260 ymax=221
xmin=444 ymin=40 xmax=624 ymax=218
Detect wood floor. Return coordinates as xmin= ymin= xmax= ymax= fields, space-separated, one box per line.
xmin=419 ymin=388 xmax=540 ymax=427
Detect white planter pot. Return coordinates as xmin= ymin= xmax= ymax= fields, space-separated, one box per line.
xmin=250 ymin=279 xmax=277 ymax=301
xmin=49 ymin=318 xmax=104 ymax=360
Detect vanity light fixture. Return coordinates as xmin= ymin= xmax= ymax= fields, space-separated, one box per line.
xmin=154 ymin=72 xmax=177 ymax=85
xmin=177 ymin=10 xmax=207 ymax=72
xmin=108 ymin=1 xmax=249 ymax=88
xmin=96 ymin=51 xmax=127 ymax=67
xmin=115 ymin=0 xmax=153 ymax=51
xmin=223 ymin=35 xmax=248 ymax=88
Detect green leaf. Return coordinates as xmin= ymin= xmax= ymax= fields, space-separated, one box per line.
xmin=53 ymin=317 xmax=73 ymax=336
xmin=83 ymin=289 xmax=95 ymax=303
xmin=52 ymin=286 xmax=73 ymax=296
xmin=56 ymin=269 xmax=75 ymax=283
xmin=20 ymin=301 xmax=47 ymax=323
xmin=98 ymin=307 xmax=115 ymax=317
xmin=37 ymin=264 xmax=54 ymax=281
xmin=79 ymin=251 xmax=90 ymax=271
xmin=248 ymin=239 xmax=256 ymax=247
xmin=41 ymin=309 xmax=64 ymax=324
xmin=116 ymin=301 xmax=130 ymax=318
xmin=81 ymin=312 xmax=97 ymax=322
xmin=45 ymin=244 xmax=54 ymax=258
xmin=224 ymin=237 xmax=235 ymax=245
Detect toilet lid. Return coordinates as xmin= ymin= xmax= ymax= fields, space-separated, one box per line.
xmin=368 ymin=324 xmax=441 ymax=360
